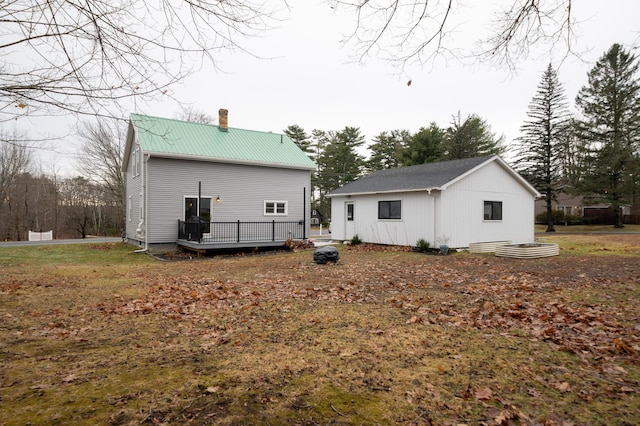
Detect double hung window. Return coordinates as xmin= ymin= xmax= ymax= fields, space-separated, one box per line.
xmin=264 ymin=200 xmax=287 ymax=216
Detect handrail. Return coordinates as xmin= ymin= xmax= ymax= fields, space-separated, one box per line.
xmin=178 ymin=219 xmax=304 ymax=243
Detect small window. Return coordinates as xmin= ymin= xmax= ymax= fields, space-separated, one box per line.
xmin=264 ymin=200 xmax=287 ymax=216
xmin=132 ymin=147 xmax=141 ymax=177
xmin=378 ymin=200 xmax=401 ymax=220
xmin=484 ymin=201 xmax=502 ymax=221
xmin=347 ymin=203 xmax=354 ymax=221
xmin=136 ymin=149 xmax=141 ymax=177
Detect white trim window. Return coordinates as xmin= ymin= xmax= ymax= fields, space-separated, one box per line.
xmin=131 ymin=147 xmax=141 ymax=177
xmin=264 ymin=200 xmax=287 ymax=216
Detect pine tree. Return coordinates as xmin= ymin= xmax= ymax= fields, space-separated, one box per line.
xmin=366 ymin=130 xmax=410 ymax=171
xmin=284 ymin=124 xmax=312 ymax=153
xmin=309 ymin=129 xmax=330 ymax=216
xmin=575 ymin=43 xmax=640 ymax=228
xmin=315 ymin=127 xmax=366 ymax=219
xmin=442 ymin=113 xmax=505 ymax=160
xmin=515 ymin=64 xmax=571 ymax=232
xmin=400 ymin=123 xmax=444 ymax=166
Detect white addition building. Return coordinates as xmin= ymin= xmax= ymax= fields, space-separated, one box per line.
xmin=327 ymin=155 xmax=540 ymax=248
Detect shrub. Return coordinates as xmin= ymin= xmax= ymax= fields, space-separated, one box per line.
xmin=564 ymin=214 xmax=583 ymax=225
xmin=350 ymin=234 xmax=362 ymax=245
xmin=415 ymin=238 xmax=430 ymax=253
xmin=535 ymin=210 xmax=565 ymax=224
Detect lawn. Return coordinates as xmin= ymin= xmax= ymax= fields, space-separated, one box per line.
xmin=0 ymin=236 xmax=638 ymax=425
xmin=534 ymin=223 xmax=640 ymax=233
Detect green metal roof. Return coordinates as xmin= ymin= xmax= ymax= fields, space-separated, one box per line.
xmin=130 ymin=113 xmax=316 ymax=170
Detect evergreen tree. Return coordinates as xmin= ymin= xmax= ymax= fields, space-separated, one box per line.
xmin=515 ymin=64 xmax=571 ymax=232
xmin=575 ymin=43 xmax=640 ymax=228
xmin=309 ymin=129 xmax=330 ymax=215
xmin=366 ymin=130 xmax=410 ymax=171
xmin=284 ymin=124 xmax=312 ymax=153
xmin=316 ymin=127 xmax=366 ymax=218
xmin=442 ymin=112 xmax=505 ymax=160
xmin=400 ymin=123 xmax=444 ymax=166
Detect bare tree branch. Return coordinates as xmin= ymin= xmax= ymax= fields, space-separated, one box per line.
xmin=0 ymin=0 xmax=279 ymax=122
xmin=329 ymin=0 xmax=578 ymax=71
xmin=77 ymin=118 xmax=126 ymax=210
xmin=479 ymin=0 xmax=576 ymax=69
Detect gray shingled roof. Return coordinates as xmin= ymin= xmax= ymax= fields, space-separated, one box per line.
xmin=327 ymin=156 xmax=495 ymax=196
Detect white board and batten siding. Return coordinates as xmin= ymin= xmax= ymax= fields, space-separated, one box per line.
xmin=145 ymin=157 xmax=311 ymax=244
xmin=438 ymin=160 xmax=536 ymax=248
xmin=330 ymin=192 xmax=435 ymax=246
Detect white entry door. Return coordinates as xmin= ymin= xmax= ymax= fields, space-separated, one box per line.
xmin=345 ymin=201 xmax=355 ymax=240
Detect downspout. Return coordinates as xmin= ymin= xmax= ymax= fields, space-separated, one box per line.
xmin=134 ymin=153 xmax=149 ymax=253
xmin=143 ymin=153 xmax=149 ymax=251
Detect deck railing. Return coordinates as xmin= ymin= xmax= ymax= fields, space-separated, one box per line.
xmin=178 ymin=220 xmax=305 ymax=244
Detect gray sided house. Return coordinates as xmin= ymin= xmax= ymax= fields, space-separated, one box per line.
xmin=123 ymin=110 xmax=316 ymax=251
xmin=327 ymin=156 xmax=540 ymax=249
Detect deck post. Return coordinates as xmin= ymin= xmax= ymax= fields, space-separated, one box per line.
xmin=237 ymin=220 xmax=240 ymax=243
xmin=272 ymin=220 xmax=275 ymax=241
xmin=303 ymin=187 xmax=306 ymax=239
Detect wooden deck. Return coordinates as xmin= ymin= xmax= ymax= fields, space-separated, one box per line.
xmin=176 ymin=238 xmax=291 ymax=251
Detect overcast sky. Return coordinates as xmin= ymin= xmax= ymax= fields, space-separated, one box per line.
xmin=24 ymin=1 xmax=640 ymax=175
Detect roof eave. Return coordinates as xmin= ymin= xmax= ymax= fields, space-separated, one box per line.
xmin=146 ymin=151 xmax=316 ymax=171
xmin=121 ymin=121 xmax=136 ymax=172
xmin=327 ymin=187 xmax=441 ymax=198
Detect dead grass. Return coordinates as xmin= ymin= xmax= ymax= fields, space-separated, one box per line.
xmin=0 ymin=238 xmax=639 ymax=425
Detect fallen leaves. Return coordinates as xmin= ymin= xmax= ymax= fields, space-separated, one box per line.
xmin=554 ymin=381 xmax=571 ymax=393
xmin=474 ymin=387 xmax=493 ymax=400
xmin=97 ymin=252 xmax=639 ymax=374
xmin=62 ymin=374 xmax=78 ymax=383
xmin=76 ymin=246 xmax=640 ymax=425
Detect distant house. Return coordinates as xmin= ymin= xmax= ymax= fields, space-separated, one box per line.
xmin=535 ymin=192 xmax=583 ymax=218
xmin=310 ymin=208 xmax=324 ymax=225
xmin=534 ymin=192 xmax=637 ymax=225
xmin=326 ymin=156 xmax=540 ymax=248
xmin=122 ymin=109 xmax=316 ymax=251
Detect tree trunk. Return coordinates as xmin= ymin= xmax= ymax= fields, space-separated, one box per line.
xmin=613 ymin=206 xmax=624 ymax=228
xmin=545 ymin=194 xmax=556 ymax=232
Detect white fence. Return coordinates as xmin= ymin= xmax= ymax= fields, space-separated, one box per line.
xmin=28 ymin=230 xmax=53 ymax=241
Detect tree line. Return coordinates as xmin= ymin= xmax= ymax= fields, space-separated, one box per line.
xmin=0 ymin=122 xmax=124 ymax=241
xmin=285 ymin=112 xmax=506 ymax=220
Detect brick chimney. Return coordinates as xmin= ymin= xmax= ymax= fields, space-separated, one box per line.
xmin=218 ymin=108 xmax=228 ymax=131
